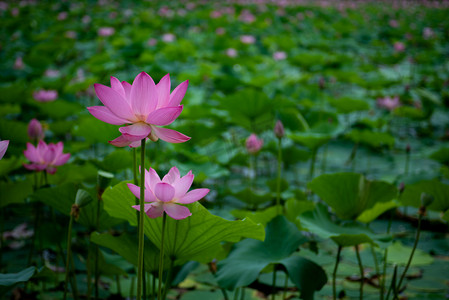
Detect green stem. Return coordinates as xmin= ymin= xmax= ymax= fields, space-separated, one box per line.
xmin=240 ymin=287 xmax=245 ymax=300
xmin=0 ymin=209 xmax=4 ymax=271
xmin=370 ymin=245 xmax=381 ymax=298
xmin=386 ymin=264 xmax=398 ymax=300
xmin=271 ymin=267 xmax=277 ymax=300
xmin=116 ymin=275 xmax=121 ymax=296
xmin=162 ymin=258 xmax=174 ymax=300
xmin=332 ymin=246 xmax=342 ymax=300
xmin=158 ymin=213 xmax=167 ymax=300
xmin=152 ymin=273 xmax=156 ymax=300
xmin=63 ymin=215 xmax=74 ymax=300
xmin=95 ymin=191 xmax=101 ymax=300
xmin=355 ymin=245 xmax=364 ymax=300
xmin=404 ymin=151 xmax=410 ymax=176
xmin=282 ymin=272 xmax=289 ymax=300
xmin=381 ymin=210 xmax=394 ymax=299
xmin=309 ymin=149 xmax=317 ymax=180
xmin=137 ymin=139 xmax=146 ymax=300
xmin=276 ymin=138 xmax=282 ymax=215
xmin=208 ymin=264 xmax=229 ymax=300
xmin=396 ymin=214 xmax=422 ymax=292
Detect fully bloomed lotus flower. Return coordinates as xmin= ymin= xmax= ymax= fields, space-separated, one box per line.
xmin=24 ymin=141 xmax=70 ymax=174
xmin=88 ymin=72 xmax=190 ymax=147
xmin=0 ymin=140 xmax=9 ymax=160
xmin=128 ymin=167 xmax=209 ymax=220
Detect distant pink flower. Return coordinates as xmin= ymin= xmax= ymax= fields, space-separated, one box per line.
xmin=3 ymin=223 xmax=33 ymax=239
xmin=23 ymin=141 xmax=71 ymax=174
xmin=57 ymin=11 xmax=67 ymax=20
xmin=109 ymin=11 xmax=117 ymax=19
xmin=82 ymin=15 xmax=91 ymax=24
xmin=11 ymin=7 xmax=19 ymax=17
xmin=87 ymin=72 xmax=190 ymax=147
xmin=423 ymin=27 xmax=434 ymax=39
xmin=28 ymin=119 xmax=44 ymax=141
xmin=246 ymin=134 xmax=263 ymax=154
xmin=0 ymin=140 xmax=9 ymax=160
xmin=210 ymin=10 xmax=222 ymax=18
xmin=273 ymin=51 xmax=287 ymax=61
xmin=33 ymin=90 xmax=58 ymax=102
xmin=377 ymin=96 xmax=400 ymax=111
xmin=394 ymin=41 xmax=405 ymax=52
xmin=65 ymin=30 xmax=77 ymax=39
xmin=216 ymin=27 xmax=225 ymax=35
xmin=240 ymin=35 xmax=255 ymax=44
xmin=389 ymin=19 xmax=399 ymax=28
xmin=239 ymin=10 xmax=255 ymax=23
xmin=129 ymin=167 xmax=209 ymax=220
xmin=14 ymin=57 xmax=24 ymax=70
xmin=274 ymin=120 xmax=285 ymax=139
xmin=98 ymin=27 xmax=115 ymax=37
xmin=162 ymin=33 xmax=176 ymax=42
xmin=147 ymin=38 xmax=157 ymax=46
xmin=226 ymin=48 xmax=238 ymax=58
xmin=44 ymin=69 xmax=60 ymax=78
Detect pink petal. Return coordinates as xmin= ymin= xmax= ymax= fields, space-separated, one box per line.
xmin=154 ymin=182 xmax=175 ymax=203
xmin=132 ymin=203 xmax=153 ymax=212
xmin=122 ymin=81 xmax=132 ymax=101
xmin=130 ymin=72 xmax=158 ymax=118
xmin=110 ymin=76 xmax=126 ymax=99
xmin=129 ymin=139 xmax=145 ymax=148
xmin=87 ymin=106 xmax=128 ymax=125
xmin=119 ymin=123 xmax=151 ymax=140
xmin=178 ymin=188 xmax=210 ymax=204
xmin=0 ymin=140 xmax=9 ymax=160
xmin=145 ymin=202 xmax=165 ymax=218
xmin=163 ymin=203 xmax=191 ymax=220
xmin=53 ymin=153 xmax=70 ymax=166
xmin=23 ymin=143 xmax=39 ymax=163
xmin=109 ymin=135 xmax=132 ymax=147
xmin=37 ymin=140 xmax=48 ymax=156
xmin=146 ymin=168 xmax=161 ymax=192
xmin=151 ymin=127 xmax=190 ymax=143
xmin=23 ymin=163 xmax=42 ymax=171
xmin=156 ymin=74 xmax=171 ymax=108
xmin=127 ymin=183 xmax=156 ymax=202
xmin=46 ymin=166 xmax=57 ymax=174
xmin=168 ymin=80 xmax=188 ymax=107
xmin=43 ymin=147 xmax=56 ymax=164
xmin=162 ymin=166 xmax=180 ymax=184
xmin=145 ymin=106 xmax=183 ymax=126
xmin=94 ymin=83 xmax=136 ymax=121
xmin=173 ymin=174 xmax=194 ymax=199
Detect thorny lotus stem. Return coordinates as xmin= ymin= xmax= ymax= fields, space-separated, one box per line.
xmin=136 ymin=139 xmax=146 ymax=300
xmin=158 ymin=213 xmax=167 ymax=300
xmin=63 ymin=214 xmax=74 ymax=300
xmin=271 ymin=267 xmax=277 ymax=300
xmin=396 ymin=214 xmax=423 ymax=292
xmin=276 ymin=138 xmax=282 ymax=215
xmin=332 ymin=246 xmax=342 ymax=300
xmin=355 ymin=245 xmax=364 ymax=300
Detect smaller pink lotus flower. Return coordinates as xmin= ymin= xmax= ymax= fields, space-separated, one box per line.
xmin=65 ymin=30 xmax=77 ymax=39
xmin=389 ymin=19 xmax=399 ymax=28
xmin=226 ymin=48 xmax=238 ymax=58
xmin=128 ymin=167 xmax=209 ymax=220
xmin=44 ymin=69 xmax=60 ymax=78
xmin=274 ymin=120 xmax=285 ymax=139
xmin=377 ymin=96 xmax=400 ymax=111
xmin=273 ymin=51 xmax=287 ymax=61
xmin=0 ymin=140 xmax=9 ymax=160
xmin=246 ymin=134 xmax=263 ymax=154
xmin=240 ymin=35 xmax=255 ymax=44
xmin=24 ymin=141 xmax=71 ymax=174
xmin=33 ymin=89 xmax=58 ymax=102
xmin=394 ymin=41 xmax=405 ymax=53
xmin=98 ymin=27 xmax=115 ymax=37
xmin=14 ymin=56 xmax=24 ymax=70
xmin=28 ymin=119 xmax=44 ymax=141
xmin=162 ymin=33 xmax=176 ymax=42
xmin=57 ymin=11 xmax=68 ymax=20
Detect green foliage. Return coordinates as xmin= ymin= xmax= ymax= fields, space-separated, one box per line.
xmin=400 ymin=179 xmax=449 ymax=212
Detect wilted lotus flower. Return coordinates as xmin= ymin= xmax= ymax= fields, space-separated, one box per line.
xmin=162 ymin=33 xmax=176 ymax=42
xmin=273 ymin=51 xmax=287 ymax=61
xmin=394 ymin=41 xmax=405 ymax=52
xmin=377 ymin=96 xmax=400 ymax=111
xmin=274 ymin=120 xmax=285 ymax=139
xmin=98 ymin=27 xmax=115 ymax=37
xmin=0 ymin=140 xmax=9 ymax=160
xmin=88 ymin=72 xmax=190 ymax=147
xmin=240 ymin=35 xmax=255 ymax=44
xmin=24 ymin=141 xmax=71 ymax=174
xmin=128 ymin=167 xmax=209 ymax=220
xmin=33 ymin=89 xmax=58 ymax=102
xmin=28 ymin=119 xmax=44 ymax=141
xmin=226 ymin=48 xmax=238 ymax=58
xmin=246 ymin=134 xmax=263 ymax=154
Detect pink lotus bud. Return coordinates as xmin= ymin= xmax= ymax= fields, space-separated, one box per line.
xmin=14 ymin=57 xmax=24 ymax=70
xmin=162 ymin=33 xmax=176 ymax=42
xmin=240 ymin=35 xmax=255 ymax=44
xmin=226 ymin=48 xmax=238 ymax=58
xmin=246 ymin=134 xmax=263 ymax=154
xmin=273 ymin=51 xmax=287 ymax=61
xmin=0 ymin=140 xmax=9 ymax=160
xmin=28 ymin=119 xmax=44 ymax=141
xmin=274 ymin=120 xmax=285 ymax=139
xmin=98 ymin=27 xmax=115 ymax=37
xmin=394 ymin=41 xmax=405 ymax=52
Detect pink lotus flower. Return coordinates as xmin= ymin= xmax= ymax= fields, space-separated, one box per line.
xmin=28 ymin=119 xmax=44 ymax=141
xmin=128 ymin=167 xmax=209 ymax=220
xmin=3 ymin=223 xmax=33 ymax=240
xmin=44 ymin=69 xmax=60 ymax=78
xmin=226 ymin=48 xmax=238 ymax=58
xmin=0 ymin=140 xmax=9 ymax=160
xmin=377 ymin=96 xmax=400 ymax=111
xmin=14 ymin=57 xmax=24 ymax=70
xmin=394 ymin=41 xmax=405 ymax=52
xmin=273 ymin=51 xmax=287 ymax=61
xmin=88 ymin=72 xmax=190 ymax=147
xmin=162 ymin=33 xmax=176 ymax=42
xmin=98 ymin=27 xmax=115 ymax=37
xmin=240 ymin=35 xmax=256 ymax=44
xmin=246 ymin=134 xmax=263 ymax=154
xmin=24 ymin=141 xmax=71 ymax=174
xmin=33 ymin=89 xmax=58 ymax=102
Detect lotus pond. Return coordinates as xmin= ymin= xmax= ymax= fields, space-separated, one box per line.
xmin=1 ymin=1 xmax=449 ymax=300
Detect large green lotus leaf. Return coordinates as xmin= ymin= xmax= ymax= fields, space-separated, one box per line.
xmin=48 ymin=163 xmax=98 ymax=185
xmin=400 ymin=179 xmax=449 ymax=212
xmin=91 ymin=232 xmax=167 ymax=273
xmin=0 ymin=119 xmax=28 ymax=144
xmin=73 ymin=116 xmax=120 ymax=144
xmin=356 ymin=200 xmax=399 ymax=223
xmin=216 ymin=216 xmax=326 ymax=300
xmin=289 ymin=123 xmax=342 ymax=150
xmin=32 ymin=183 xmax=124 ymax=231
xmin=429 ymin=146 xmax=449 ymax=166
xmin=0 ymin=267 xmax=36 ymax=296
xmin=327 ymin=97 xmax=370 ymax=114
xmin=308 ymin=172 xmax=397 ymax=220
xmin=37 ymin=100 xmax=83 ymax=119
xmin=386 ymin=241 xmax=434 ymax=266
xmin=284 ymin=198 xmax=315 ymax=226
xmin=102 ymin=182 xmax=265 ymax=263
xmin=231 ymin=205 xmax=281 ymax=227
xmin=346 ymin=129 xmax=395 ymax=148
xmin=232 ymin=188 xmax=272 ymax=206
xmin=299 ymin=204 xmax=391 ymax=247
xmin=95 ymin=149 xmax=133 ymax=173
xmin=0 ymin=179 xmax=33 ymax=209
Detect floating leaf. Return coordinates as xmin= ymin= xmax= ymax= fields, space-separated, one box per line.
xmin=386 ymin=241 xmax=434 ymax=266
xmin=400 ymin=179 xmax=449 ymax=212
xmin=346 ymin=129 xmax=395 ymax=148
xmin=0 ymin=267 xmax=36 ymax=296
xmin=0 ymin=179 xmax=33 ymax=209
xmin=328 ymin=97 xmax=370 ymax=114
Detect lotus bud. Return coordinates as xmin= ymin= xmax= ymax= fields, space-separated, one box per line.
xmin=97 ymin=170 xmax=114 ymax=190
xmin=274 ymin=120 xmax=285 ymax=139
xmin=245 ymin=134 xmax=263 ymax=155
xmin=419 ymin=193 xmax=434 ymax=216
xmin=27 ymin=119 xmax=44 ymax=141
